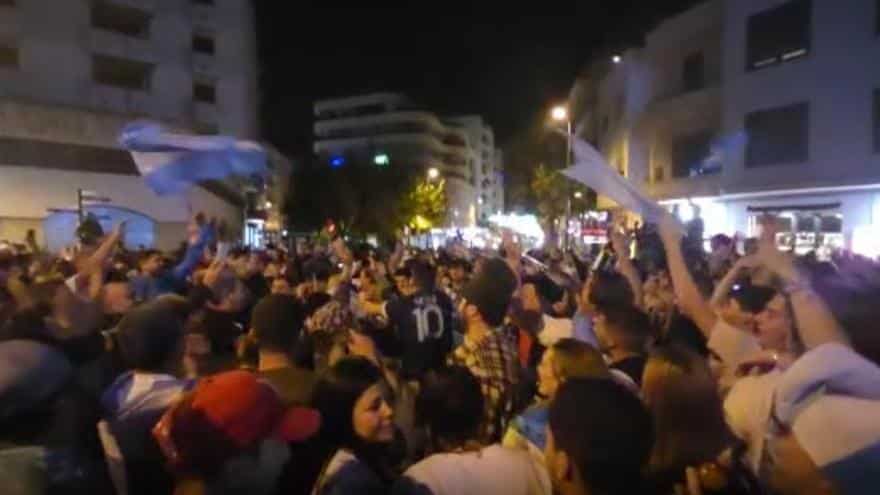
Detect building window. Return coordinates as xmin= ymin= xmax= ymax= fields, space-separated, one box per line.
xmin=193 ymin=82 xmax=216 ymax=104
xmin=671 ymin=132 xmax=718 ymax=178
xmin=0 ymin=137 xmax=136 ymax=175
xmin=192 ymin=34 xmax=215 ymax=55
xmin=91 ymin=1 xmax=151 ymax=38
xmin=682 ymin=52 xmax=705 ymax=92
xmin=746 ymin=0 xmax=811 ymax=71
xmin=92 ymin=55 xmax=153 ymax=90
xmin=745 ymin=102 xmax=810 ymax=167
xmin=873 ymin=89 xmax=880 ymax=153
xmin=0 ymin=43 xmax=18 ymax=67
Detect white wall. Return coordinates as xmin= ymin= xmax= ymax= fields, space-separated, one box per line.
xmin=721 ymin=0 xmax=880 ymax=193
xmin=0 ymin=166 xmax=241 ymax=248
xmin=0 ymin=0 xmax=257 ymax=135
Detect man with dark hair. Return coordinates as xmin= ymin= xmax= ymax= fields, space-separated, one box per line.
xmin=393 ymin=366 xmax=550 ymax=495
xmin=545 ymin=378 xmax=654 ymax=495
xmin=594 ymin=305 xmax=652 ymax=386
xmin=100 ymin=297 xmax=193 ymax=495
xmin=251 ymin=294 xmax=316 ymax=407
xmin=364 ymin=260 xmax=454 ymax=380
xmin=587 ymin=270 xmax=635 ymax=315
xmin=130 ymin=218 xmax=214 ymax=302
xmin=448 ymin=257 xmax=520 ymax=442
xmin=447 ymin=258 xmax=470 ymax=295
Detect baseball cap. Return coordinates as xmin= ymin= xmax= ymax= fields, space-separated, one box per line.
xmin=155 ymin=371 xmax=321 ymax=473
xmin=186 ymin=371 xmax=320 ymax=447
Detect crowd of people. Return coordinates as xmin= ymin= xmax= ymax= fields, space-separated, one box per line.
xmin=0 ymin=209 xmax=879 ymax=495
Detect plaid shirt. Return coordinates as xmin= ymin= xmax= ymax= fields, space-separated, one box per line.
xmin=448 ymin=328 xmax=520 ymax=442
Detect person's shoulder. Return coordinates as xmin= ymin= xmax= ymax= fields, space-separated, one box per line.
xmin=320 ymin=453 xmax=384 ymax=495
xmin=392 ymin=475 xmax=435 ymax=495
xmin=402 ymin=452 xmax=471 ymax=488
xmin=433 ymin=290 xmax=453 ymax=308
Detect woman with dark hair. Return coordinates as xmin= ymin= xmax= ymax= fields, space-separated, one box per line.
xmin=308 ymin=357 xmax=399 ymax=495
xmin=642 ymin=345 xmax=763 ymax=495
xmin=393 ymin=366 xmax=550 ymax=495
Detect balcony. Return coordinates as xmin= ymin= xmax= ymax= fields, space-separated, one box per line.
xmin=194 ymin=101 xmax=218 ymax=124
xmin=191 ymin=52 xmax=216 ymax=77
xmin=90 ymin=28 xmax=156 ymax=64
xmin=89 ymin=83 xmax=152 ymax=115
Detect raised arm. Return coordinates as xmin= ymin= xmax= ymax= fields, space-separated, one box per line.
xmin=79 ymin=223 xmax=124 ymax=277
xmin=709 ymin=255 xmax=758 ymax=312
xmin=755 ymin=219 xmax=848 ymax=350
xmin=658 ymin=212 xmax=717 ymax=337
xmin=171 ymin=222 xmax=215 ymax=282
xmin=610 ymin=228 xmax=643 ymax=309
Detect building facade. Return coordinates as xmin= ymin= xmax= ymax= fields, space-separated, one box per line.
xmin=314 ymin=93 xmax=503 ymax=228
xmin=571 ymin=0 xmax=880 ymax=255
xmin=443 ymin=115 xmax=505 ymax=222
xmin=0 ymin=0 xmax=268 ymax=251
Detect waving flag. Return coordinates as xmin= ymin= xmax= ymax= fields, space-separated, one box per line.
xmin=119 ymin=121 xmax=267 ymax=196
xmin=562 ymin=135 xmax=667 ymax=223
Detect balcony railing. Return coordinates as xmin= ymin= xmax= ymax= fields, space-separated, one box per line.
xmin=194 ymin=101 xmax=218 ymax=125
xmin=89 ymin=83 xmax=153 ymax=116
xmin=191 ymin=53 xmax=216 ymax=77
xmin=90 ymin=28 xmax=156 ymax=64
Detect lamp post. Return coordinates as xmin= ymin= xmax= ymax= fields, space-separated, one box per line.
xmin=427 ymin=167 xmax=439 ymax=180
xmin=551 ymin=105 xmax=573 ymax=249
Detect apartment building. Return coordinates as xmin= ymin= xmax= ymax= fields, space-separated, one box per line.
xmin=0 ymin=0 xmax=272 ymax=251
xmin=570 ymin=0 xmax=880 ymax=254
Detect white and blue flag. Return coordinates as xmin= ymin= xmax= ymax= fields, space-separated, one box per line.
xmin=119 ymin=121 xmax=268 ymax=196
xmin=562 ymin=135 xmax=667 ymax=223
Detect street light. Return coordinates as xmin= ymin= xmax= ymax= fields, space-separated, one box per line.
xmin=265 ymin=201 xmax=273 ymax=209
xmin=550 ymin=104 xmax=573 ymax=248
xmin=551 ymin=106 xmax=568 ymax=122
xmin=374 ymin=153 xmax=390 ymax=166
xmin=612 ymin=54 xmax=622 ymax=64
xmin=427 ymin=167 xmax=439 ymax=180
xmin=574 ymin=191 xmax=583 ymax=199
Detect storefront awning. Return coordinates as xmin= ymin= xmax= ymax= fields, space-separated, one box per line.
xmin=746 ymin=202 xmax=841 ymax=213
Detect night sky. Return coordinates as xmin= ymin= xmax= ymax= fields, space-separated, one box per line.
xmin=254 ymin=3 xmax=701 ymax=159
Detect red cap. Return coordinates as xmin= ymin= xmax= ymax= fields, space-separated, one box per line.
xmin=275 ymin=407 xmax=321 ymax=443
xmin=190 ymin=370 xmax=283 ymax=448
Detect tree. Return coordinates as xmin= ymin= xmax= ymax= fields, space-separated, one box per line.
xmin=401 ymin=178 xmax=448 ymax=233
xmin=531 ymin=163 xmax=568 ymax=221
xmin=531 ymin=163 xmax=594 ymax=243
xmin=286 ymin=154 xmax=423 ymax=242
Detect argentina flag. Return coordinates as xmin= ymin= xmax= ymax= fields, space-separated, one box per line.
xmin=119 ymin=121 xmax=268 ymax=196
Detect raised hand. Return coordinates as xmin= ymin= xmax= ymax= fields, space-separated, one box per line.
xmin=658 ymin=210 xmax=684 ymax=247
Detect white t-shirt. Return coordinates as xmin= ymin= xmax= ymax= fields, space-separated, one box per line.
xmin=537 ymin=315 xmax=574 ymax=347
xmin=707 ymin=319 xmax=761 ymax=393
xmin=723 ymin=369 xmax=781 ymax=472
xmin=397 ymin=445 xmax=551 ymax=495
